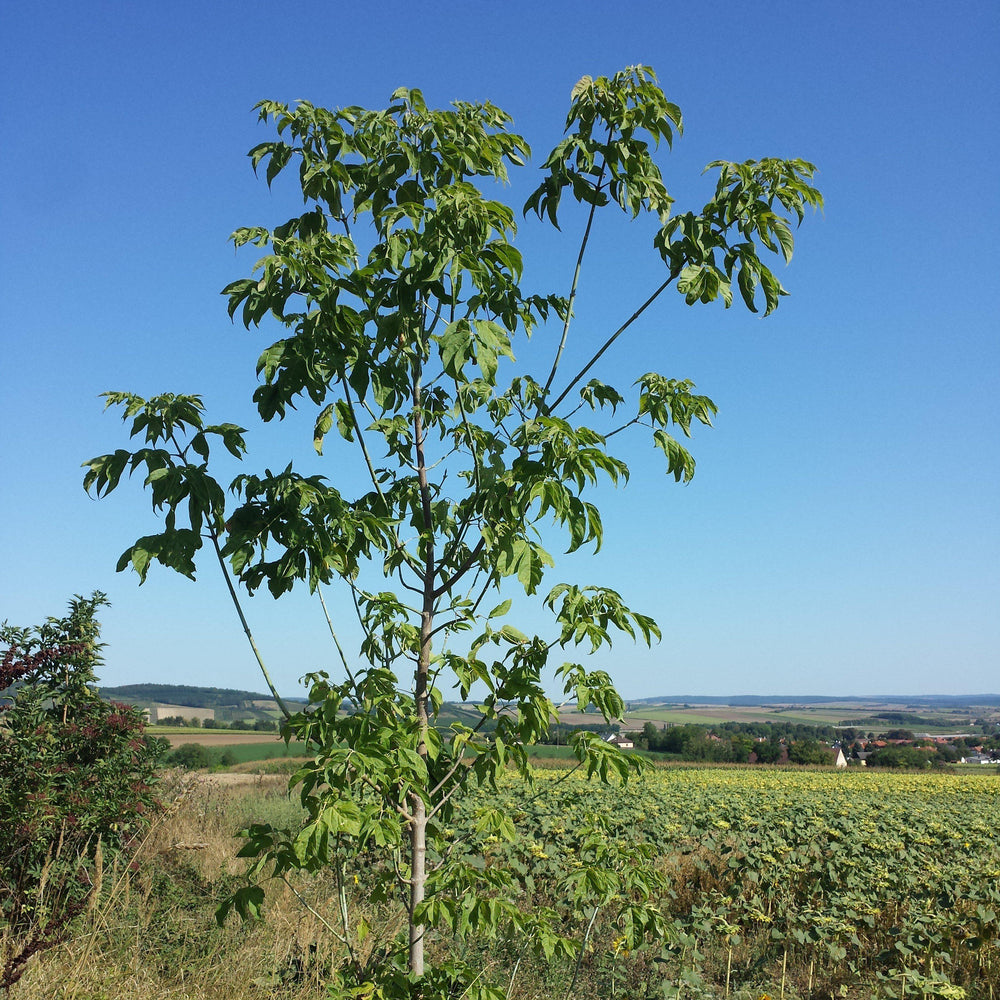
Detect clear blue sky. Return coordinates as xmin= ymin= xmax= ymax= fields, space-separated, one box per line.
xmin=2 ymin=0 xmax=997 ymax=699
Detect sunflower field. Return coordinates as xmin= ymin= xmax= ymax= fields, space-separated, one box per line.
xmin=455 ymin=766 xmax=1000 ymax=999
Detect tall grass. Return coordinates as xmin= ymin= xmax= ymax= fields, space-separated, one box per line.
xmin=8 ymin=772 xmax=345 ymax=999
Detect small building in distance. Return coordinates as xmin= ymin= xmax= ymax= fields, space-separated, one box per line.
xmin=146 ymin=703 xmax=215 ymax=724
xmin=605 ymin=733 xmax=635 ymax=750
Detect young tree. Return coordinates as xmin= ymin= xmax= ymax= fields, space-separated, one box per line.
xmin=85 ymin=67 xmax=820 ymax=994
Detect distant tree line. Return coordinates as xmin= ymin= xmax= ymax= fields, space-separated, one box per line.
xmin=166 ymin=744 xmax=238 ymax=769
xmin=713 ymin=720 xmax=845 ymax=741
xmin=634 ymin=720 xmax=1000 ymax=768
xmin=852 ymin=736 xmax=1000 ymax=769
xmin=838 ymin=712 xmax=959 ymax=728
xmin=155 ymin=715 xmax=278 ymax=731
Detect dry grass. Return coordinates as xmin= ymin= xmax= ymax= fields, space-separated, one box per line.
xmin=9 ymin=772 xmax=347 ymax=1000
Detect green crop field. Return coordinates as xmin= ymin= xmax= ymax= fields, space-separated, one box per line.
xmin=461 ymin=766 xmax=1000 ymax=997
xmin=623 ymin=705 xmax=871 ymax=727
xmin=165 ymin=739 xmax=312 ymax=764
xmin=210 ymin=740 xmax=311 ymax=763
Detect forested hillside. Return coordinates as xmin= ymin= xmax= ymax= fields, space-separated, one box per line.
xmin=97 ymin=683 xmax=306 ymax=709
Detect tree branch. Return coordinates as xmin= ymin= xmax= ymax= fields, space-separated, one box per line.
xmin=317 ymin=585 xmax=357 ymax=688
xmin=549 ymin=276 xmax=675 ymax=413
xmin=206 ymin=525 xmax=293 ymax=722
xmin=433 ymin=538 xmax=486 ymax=599
xmin=540 ymin=130 xmax=612 ymax=407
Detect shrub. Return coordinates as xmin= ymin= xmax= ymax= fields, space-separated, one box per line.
xmin=167 ymin=743 xmax=213 ymax=769
xmin=0 ymin=593 xmax=165 ymax=990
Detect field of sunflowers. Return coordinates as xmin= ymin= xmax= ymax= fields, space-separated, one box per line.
xmin=465 ymin=766 xmax=1000 ymax=999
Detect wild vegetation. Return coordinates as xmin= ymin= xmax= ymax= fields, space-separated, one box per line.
xmin=0 ymin=595 xmax=164 ymax=991
xmin=4 ymin=603 xmax=991 ymax=998
xmin=9 ymin=765 xmax=998 ymax=999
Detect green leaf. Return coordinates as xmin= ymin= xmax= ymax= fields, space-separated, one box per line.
xmin=652 ymin=429 xmax=696 ymax=482
xmin=487 ymin=599 xmax=512 ymax=619
xmin=439 ymin=320 xmax=474 ymax=381
xmin=772 ymin=216 xmax=794 ymax=263
xmin=86 ymin=78 xmax=821 ymax=988
xmin=313 ymin=403 xmax=334 ymax=455
xmin=217 ymin=885 xmax=265 ymax=925
xmin=737 ymin=263 xmax=758 ymax=312
xmin=498 ymin=624 xmax=527 ymax=644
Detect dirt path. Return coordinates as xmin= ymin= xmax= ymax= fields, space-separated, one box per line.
xmin=158 ymin=732 xmax=286 ymax=748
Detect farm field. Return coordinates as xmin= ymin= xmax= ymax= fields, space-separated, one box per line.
xmin=196 ymin=740 xmax=312 ymax=765
xmin=625 ymin=705 xmax=855 ymax=726
xmin=163 ymin=738 xmax=313 ymax=767
xmin=487 ymin=767 xmax=1000 ymax=996
xmin=142 ymin=698 xmax=992 ymax=740
xmin=158 ymin=730 xmax=288 ymax=747
xmin=14 ymin=764 xmax=999 ymax=999
xmin=616 ymin=702 xmax=986 ymax=734
xmin=554 ymin=705 xmax=955 ymax=732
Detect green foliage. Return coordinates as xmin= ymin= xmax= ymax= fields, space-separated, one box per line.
xmin=85 ymin=66 xmax=820 ymax=993
xmin=160 ymin=740 xmax=308 ymax=768
xmin=753 ymin=735 xmax=784 ymax=764
xmin=786 ymin=737 xmax=833 ymax=765
xmin=167 ymin=743 xmax=213 ymax=769
xmin=867 ymin=745 xmax=936 ymax=769
xmin=0 ymin=594 xmax=165 ymax=990
xmin=322 ymin=957 xmax=508 ymax=1000
xmin=840 ymin=712 xmax=960 ymax=729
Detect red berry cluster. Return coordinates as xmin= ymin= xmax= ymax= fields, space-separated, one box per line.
xmin=0 ymin=642 xmax=87 ymax=691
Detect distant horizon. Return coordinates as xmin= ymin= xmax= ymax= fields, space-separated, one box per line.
xmin=97 ymin=681 xmax=1000 ymax=707
xmin=627 ymin=693 xmax=1000 ymax=702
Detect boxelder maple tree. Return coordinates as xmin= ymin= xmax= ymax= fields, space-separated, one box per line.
xmin=85 ymin=67 xmax=820 ymax=995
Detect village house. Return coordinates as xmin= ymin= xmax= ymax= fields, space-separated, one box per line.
xmin=604 ymin=733 xmax=635 ymax=750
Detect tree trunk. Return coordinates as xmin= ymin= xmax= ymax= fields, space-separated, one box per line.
xmin=409 ymin=792 xmax=427 ymax=976
xmin=409 ymin=591 xmax=432 ymax=977
xmin=409 ymin=363 xmax=434 ymax=980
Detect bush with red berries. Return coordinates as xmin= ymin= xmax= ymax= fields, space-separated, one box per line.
xmin=0 ymin=593 xmax=166 ymax=990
